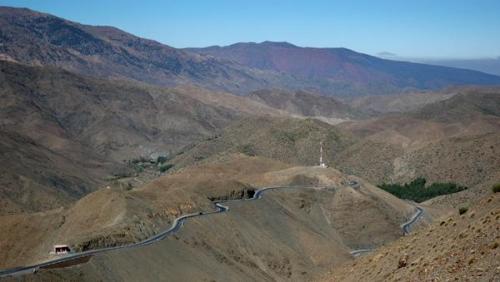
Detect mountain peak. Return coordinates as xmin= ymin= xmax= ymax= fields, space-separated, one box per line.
xmin=2 ymin=5 xmax=500 ymax=97
xmin=224 ymin=41 xmax=297 ymax=49
xmin=260 ymin=41 xmax=297 ymax=48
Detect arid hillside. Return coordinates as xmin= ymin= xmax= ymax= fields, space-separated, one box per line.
xmin=322 ymin=191 xmax=500 ymax=281
xmin=1 ymin=4 xmax=498 ymax=282
xmin=0 ymin=60 xmax=285 ymax=215
xmin=248 ymin=89 xmax=360 ymax=121
xmin=171 ymin=116 xmax=355 ymax=169
xmin=0 ymin=58 xmax=369 ymax=215
xmin=0 ymin=155 xmax=422 ymax=281
xmin=168 ymin=88 xmax=500 ymax=206
xmin=170 ymin=86 xmax=358 ymax=122
xmin=335 ymin=88 xmax=500 ymax=191
xmin=0 ymin=128 xmax=115 ymax=215
xmin=344 ymin=91 xmax=456 ymax=114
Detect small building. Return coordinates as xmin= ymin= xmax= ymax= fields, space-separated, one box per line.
xmin=52 ymin=244 xmax=71 ymax=255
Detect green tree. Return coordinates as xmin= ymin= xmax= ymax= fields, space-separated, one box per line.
xmin=378 ymin=178 xmax=467 ymax=203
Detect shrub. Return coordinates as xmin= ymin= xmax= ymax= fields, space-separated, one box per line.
xmin=130 ymin=156 xmax=148 ymax=164
xmin=459 ymin=206 xmax=468 ymax=215
xmin=134 ymin=164 xmax=144 ymax=173
xmin=492 ymin=184 xmax=500 ymax=193
xmin=156 ymin=156 xmax=168 ymax=164
xmin=378 ymin=178 xmax=467 ymax=203
xmin=159 ymin=163 xmax=173 ymax=173
xmin=111 ymin=171 xmax=132 ymax=179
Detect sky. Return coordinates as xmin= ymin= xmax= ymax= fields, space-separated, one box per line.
xmin=1 ymin=0 xmax=500 ymax=59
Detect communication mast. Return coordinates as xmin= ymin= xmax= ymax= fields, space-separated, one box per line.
xmin=319 ymin=141 xmax=327 ymax=168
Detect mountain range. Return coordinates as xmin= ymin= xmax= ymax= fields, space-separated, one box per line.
xmin=1 ymin=4 xmax=499 ymax=216
xmin=0 ymin=59 xmax=354 ymax=215
xmin=186 ymin=41 xmax=500 ymax=95
xmin=1 ymin=6 xmax=500 ymax=96
xmin=0 ymin=5 xmax=499 ymax=281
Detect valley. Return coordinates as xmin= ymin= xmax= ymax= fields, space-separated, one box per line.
xmin=0 ymin=4 xmax=499 ymax=282
xmin=0 ymin=158 xmax=427 ymax=281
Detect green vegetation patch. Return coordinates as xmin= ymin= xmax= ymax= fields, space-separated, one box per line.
xmin=156 ymin=156 xmax=169 ymax=164
xmin=378 ymin=177 xmax=467 ymax=203
xmin=492 ymin=183 xmax=500 ymax=193
xmin=134 ymin=164 xmax=144 ymax=173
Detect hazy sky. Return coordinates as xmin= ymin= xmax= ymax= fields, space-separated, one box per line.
xmin=2 ymin=0 xmax=500 ymax=59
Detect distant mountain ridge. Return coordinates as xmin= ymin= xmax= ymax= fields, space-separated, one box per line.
xmin=411 ymin=57 xmax=500 ymax=76
xmin=1 ymin=6 xmax=500 ymax=96
xmin=0 ymin=6 xmax=285 ymax=94
xmin=186 ymin=41 xmax=500 ymax=95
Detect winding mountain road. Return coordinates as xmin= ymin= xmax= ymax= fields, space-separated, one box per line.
xmin=349 ymin=206 xmax=424 ymax=257
xmin=401 ymin=206 xmax=424 ymax=235
xmin=348 ymin=178 xmax=425 ymax=257
xmin=0 ymin=185 xmax=321 ymax=278
xmin=0 ymin=183 xmax=426 ymax=277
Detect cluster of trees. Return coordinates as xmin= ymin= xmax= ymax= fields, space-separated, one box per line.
xmin=128 ymin=155 xmax=173 ymax=174
xmin=378 ymin=177 xmax=467 ymax=203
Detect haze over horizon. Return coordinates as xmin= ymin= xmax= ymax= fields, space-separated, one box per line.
xmin=1 ymin=0 xmax=499 ymax=60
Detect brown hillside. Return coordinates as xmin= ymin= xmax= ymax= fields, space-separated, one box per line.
xmin=344 ymin=91 xmax=455 ymax=114
xmin=248 ymin=89 xmax=360 ymax=121
xmin=335 ymin=88 xmax=500 ymax=191
xmin=0 ymin=60 xmax=288 ymax=214
xmin=0 ymin=155 xmax=420 ymax=281
xmin=171 ymin=116 xmax=354 ymax=169
xmin=172 ymin=89 xmax=500 ymax=195
xmin=322 ymin=192 xmax=500 ymax=281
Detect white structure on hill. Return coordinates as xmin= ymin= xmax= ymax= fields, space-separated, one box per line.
xmin=50 ymin=244 xmax=71 ymax=255
xmin=319 ymin=141 xmax=327 ymax=168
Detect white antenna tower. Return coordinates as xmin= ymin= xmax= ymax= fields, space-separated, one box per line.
xmin=319 ymin=141 xmax=327 ymax=168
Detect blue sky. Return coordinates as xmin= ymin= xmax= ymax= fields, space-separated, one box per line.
xmin=1 ymin=0 xmax=499 ymax=59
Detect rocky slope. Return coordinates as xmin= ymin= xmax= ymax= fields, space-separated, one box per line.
xmin=321 ymin=191 xmax=500 ymax=281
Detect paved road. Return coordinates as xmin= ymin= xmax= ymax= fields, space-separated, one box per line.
xmin=346 ymin=179 xmax=425 ymax=256
xmin=0 ymin=185 xmax=322 ymax=278
xmin=349 ymin=248 xmax=373 ymax=257
xmin=0 ymin=183 xmax=426 ymax=276
xmin=349 ymin=201 xmax=425 ymax=257
xmin=401 ymin=205 xmax=424 ymax=235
